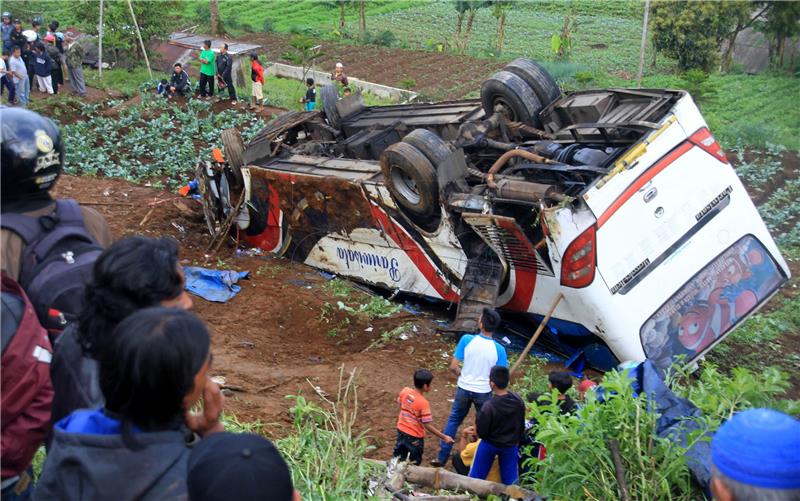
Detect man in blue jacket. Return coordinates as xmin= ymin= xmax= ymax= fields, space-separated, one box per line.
xmin=32 ymin=43 xmax=52 ymax=94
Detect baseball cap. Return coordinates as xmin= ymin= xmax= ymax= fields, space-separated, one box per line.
xmin=187 ymin=432 xmax=295 ymax=501
xmin=712 ymin=408 xmax=800 ymax=489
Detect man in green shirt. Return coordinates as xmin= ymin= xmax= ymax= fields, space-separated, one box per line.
xmin=198 ymin=39 xmax=215 ymax=99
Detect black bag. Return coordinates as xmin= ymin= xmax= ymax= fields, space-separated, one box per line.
xmin=1 ymin=200 xmax=103 ymax=337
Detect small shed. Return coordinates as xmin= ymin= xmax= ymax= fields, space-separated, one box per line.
xmin=156 ymin=32 xmax=262 ymax=88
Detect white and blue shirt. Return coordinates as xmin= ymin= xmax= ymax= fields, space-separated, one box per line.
xmin=454 ymin=334 xmax=508 ymax=393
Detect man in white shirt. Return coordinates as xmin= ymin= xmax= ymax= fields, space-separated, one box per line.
xmin=433 ymin=308 xmax=508 ymax=467
xmin=8 ymin=45 xmax=27 ymax=105
xmin=0 ymin=50 xmax=15 ymax=103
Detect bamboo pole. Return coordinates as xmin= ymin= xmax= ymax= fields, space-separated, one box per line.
xmin=636 ymin=0 xmax=651 ymax=87
xmin=510 ymin=292 xmax=564 ymax=376
xmin=98 ymin=0 xmax=103 ymax=77
xmin=126 ymin=0 xmax=152 ymax=79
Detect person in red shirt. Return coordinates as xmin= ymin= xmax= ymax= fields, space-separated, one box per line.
xmin=393 ymin=369 xmax=453 ymax=465
xmin=249 ymin=53 xmax=265 ymax=112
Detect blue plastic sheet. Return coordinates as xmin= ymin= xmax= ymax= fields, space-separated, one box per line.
xmin=183 ymin=266 xmax=249 ymax=303
xmin=618 ymin=361 xmax=713 ymax=499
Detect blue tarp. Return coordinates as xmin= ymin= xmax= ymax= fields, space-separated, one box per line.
xmin=630 ymin=361 xmax=713 ymax=498
xmin=183 ymin=266 xmax=249 ymax=303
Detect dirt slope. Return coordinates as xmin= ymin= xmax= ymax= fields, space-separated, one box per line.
xmin=53 ymin=174 xmax=543 ymax=461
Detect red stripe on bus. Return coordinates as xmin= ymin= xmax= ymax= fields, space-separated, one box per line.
xmin=368 ymin=202 xmax=460 ymax=303
xmin=597 ymin=141 xmax=694 ymax=229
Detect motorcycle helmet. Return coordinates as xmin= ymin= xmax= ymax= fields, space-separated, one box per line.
xmin=0 ymin=107 xmax=64 ymax=199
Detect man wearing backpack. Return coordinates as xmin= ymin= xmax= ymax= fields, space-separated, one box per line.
xmin=1 ymin=107 xmax=112 ymax=335
xmin=1 ymin=274 xmax=54 ymax=500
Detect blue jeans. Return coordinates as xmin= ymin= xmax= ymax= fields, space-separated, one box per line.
xmin=15 ymin=76 xmax=29 ymax=106
xmin=469 ymin=441 xmax=519 ymax=485
xmin=1 ymin=75 xmax=15 ymax=103
xmin=437 ymin=387 xmax=492 ymax=463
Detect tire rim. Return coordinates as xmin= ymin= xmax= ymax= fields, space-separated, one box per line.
xmin=391 ymin=166 xmax=420 ymax=205
xmin=492 ymin=96 xmax=518 ymax=121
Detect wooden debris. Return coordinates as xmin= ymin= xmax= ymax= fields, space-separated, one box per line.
xmin=608 ymin=439 xmax=630 ymax=501
xmin=366 ymin=459 xmax=540 ymax=500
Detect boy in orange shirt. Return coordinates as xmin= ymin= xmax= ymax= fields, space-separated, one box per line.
xmin=394 ymin=369 xmax=454 ymax=465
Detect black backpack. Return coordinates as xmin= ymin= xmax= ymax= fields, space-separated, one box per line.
xmin=1 ymin=200 xmax=103 ymax=337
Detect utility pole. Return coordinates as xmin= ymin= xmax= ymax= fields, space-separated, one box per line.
xmin=636 ymin=0 xmax=651 ymax=88
xmin=127 ymin=0 xmax=152 ymax=79
xmin=98 ymin=0 xmax=103 ymax=77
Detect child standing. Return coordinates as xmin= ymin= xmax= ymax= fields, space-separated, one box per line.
xmin=301 ymin=77 xmax=315 ymax=111
xmin=394 ymin=369 xmax=453 ymax=465
xmin=469 ymin=365 xmax=525 ymax=485
xmin=250 ymin=53 xmax=264 ymax=112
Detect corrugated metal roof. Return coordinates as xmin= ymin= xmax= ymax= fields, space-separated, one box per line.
xmin=169 ymin=32 xmax=261 ymax=55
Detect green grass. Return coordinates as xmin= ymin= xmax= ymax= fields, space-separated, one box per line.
xmin=84 ymin=68 xmax=156 ymax=97
xmin=182 ymin=0 xmax=417 ymax=35
xmin=364 ymin=1 xmax=670 ymax=73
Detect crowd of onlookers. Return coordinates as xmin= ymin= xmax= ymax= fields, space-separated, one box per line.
xmin=155 ymin=39 xmax=353 ymax=115
xmin=0 ymin=12 xmax=87 ymax=107
xmin=1 ymin=106 xmax=300 ymax=500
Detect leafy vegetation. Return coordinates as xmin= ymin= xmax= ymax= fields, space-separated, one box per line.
xmin=522 ymin=363 xmax=799 ymax=499
xmin=277 ymin=369 xmax=378 ymax=500
xmin=59 ymin=95 xmax=266 ymax=188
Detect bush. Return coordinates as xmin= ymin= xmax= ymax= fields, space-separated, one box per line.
xmin=262 ymin=19 xmax=275 ymax=33
xmin=679 ymin=69 xmax=717 ymax=104
xmin=523 ymin=362 xmax=799 ymax=499
xmin=399 ymin=77 xmax=417 ymax=90
xmin=277 ymin=368 xmax=378 ymax=498
xmin=362 ymin=30 xmax=396 ymax=47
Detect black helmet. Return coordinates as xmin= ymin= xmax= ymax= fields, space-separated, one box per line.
xmin=32 ymin=16 xmax=42 ymax=26
xmin=1 ymin=12 xmax=11 ymax=19
xmin=1 ymin=107 xmax=64 ymax=199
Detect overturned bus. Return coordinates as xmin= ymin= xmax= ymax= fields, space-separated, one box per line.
xmin=198 ymin=59 xmax=789 ymax=371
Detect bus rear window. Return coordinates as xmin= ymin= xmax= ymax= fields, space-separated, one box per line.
xmin=640 ymin=235 xmax=786 ymax=371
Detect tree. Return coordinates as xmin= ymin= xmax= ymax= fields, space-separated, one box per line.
xmin=490 ymin=0 xmax=512 ymax=55
xmin=758 ymin=1 xmax=800 ymax=69
xmin=72 ymin=0 xmax=179 ymax=62
xmin=453 ymin=0 xmax=487 ymax=55
xmin=209 ymin=0 xmax=221 ymax=36
xmin=281 ymin=35 xmax=325 ymax=89
xmin=357 ymin=0 xmax=366 ymax=34
xmin=651 ymin=0 xmax=755 ymax=71
xmin=323 ymin=0 xmax=352 ymax=30
xmin=720 ymin=1 xmax=768 ymax=72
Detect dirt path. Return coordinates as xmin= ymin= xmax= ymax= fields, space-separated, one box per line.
xmin=52 ymin=174 xmax=561 ymax=462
